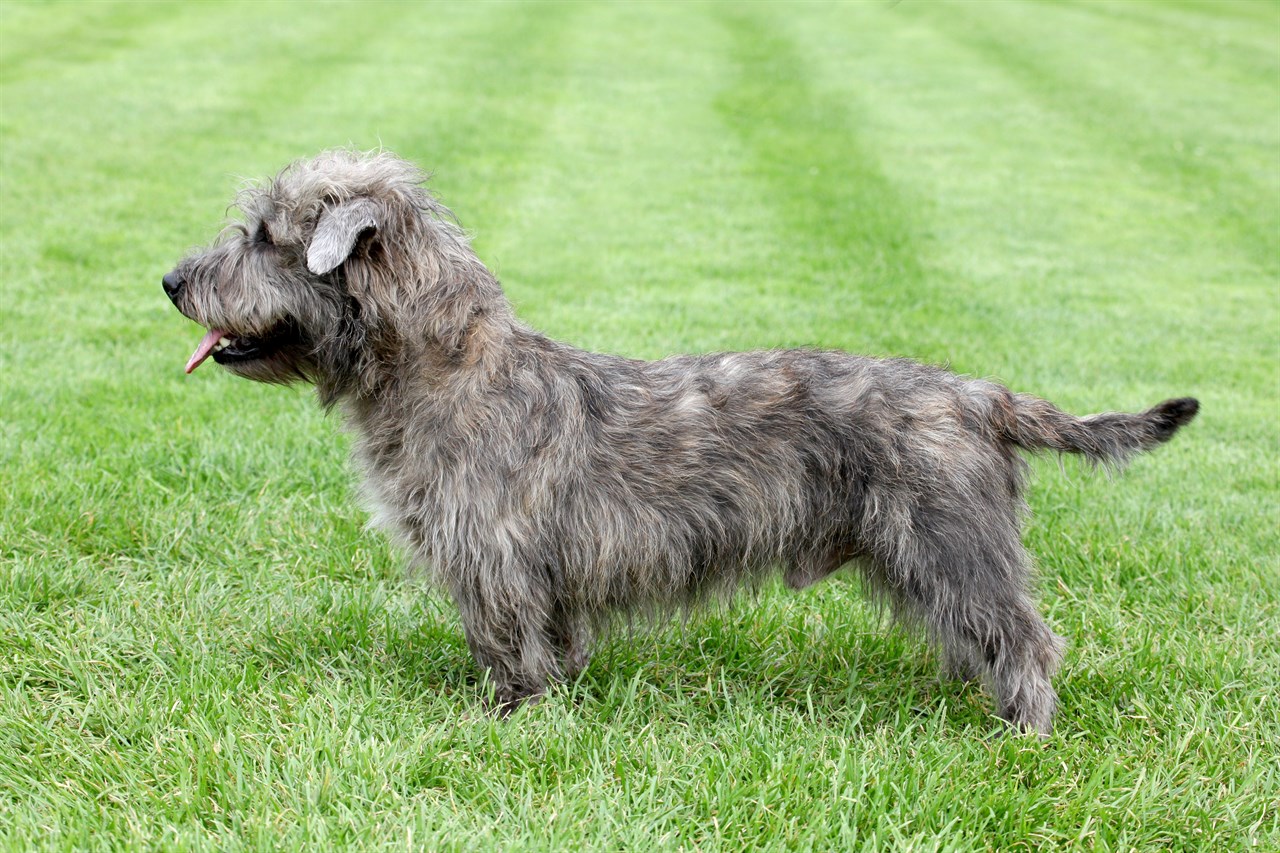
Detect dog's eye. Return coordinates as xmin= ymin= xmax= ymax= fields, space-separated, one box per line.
xmin=255 ymin=222 xmax=275 ymax=246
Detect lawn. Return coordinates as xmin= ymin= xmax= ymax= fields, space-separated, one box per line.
xmin=1 ymin=0 xmax=1277 ymax=849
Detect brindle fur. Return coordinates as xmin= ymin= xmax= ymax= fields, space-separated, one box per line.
xmin=164 ymin=151 xmax=1198 ymax=735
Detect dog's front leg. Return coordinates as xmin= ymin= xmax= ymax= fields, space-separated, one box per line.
xmin=451 ymin=572 xmax=560 ymax=716
xmin=550 ymin=602 xmax=593 ymax=680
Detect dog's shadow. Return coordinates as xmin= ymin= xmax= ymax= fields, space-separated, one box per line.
xmin=361 ymin=581 xmax=997 ymax=734
xmin=239 ymin=571 xmax=992 ymax=732
xmin=575 ymin=621 xmax=990 ymax=734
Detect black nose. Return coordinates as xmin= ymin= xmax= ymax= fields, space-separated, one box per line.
xmin=162 ymin=270 xmax=185 ymax=301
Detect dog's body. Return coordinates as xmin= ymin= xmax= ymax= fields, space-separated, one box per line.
xmin=165 ymin=151 xmax=1197 ymax=734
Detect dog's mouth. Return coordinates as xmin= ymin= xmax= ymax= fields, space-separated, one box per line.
xmin=184 ymin=322 xmax=298 ymax=373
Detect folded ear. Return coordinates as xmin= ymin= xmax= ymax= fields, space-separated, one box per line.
xmin=307 ymin=198 xmax=379 ymax=275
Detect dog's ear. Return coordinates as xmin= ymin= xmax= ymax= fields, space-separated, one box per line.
xmin=307 ymin=198 xmax=378 ymax=275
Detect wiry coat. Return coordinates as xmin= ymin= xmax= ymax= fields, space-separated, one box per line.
xmin=164 ymin=151 xmax=1198 ymax=735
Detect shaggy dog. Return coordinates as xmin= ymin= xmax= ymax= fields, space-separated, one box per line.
xmin=164 ymin=151 xmax=1198 ymax=734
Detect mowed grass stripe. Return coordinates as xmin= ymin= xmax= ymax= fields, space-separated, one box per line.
xmin=2 ymin=2 xmax=577 ymax=334
xmin=0 ymin=1 xmax=195 ymax=85
xmin=782 ymin=3 xmax=1275 ymax=426
xmin=1053 ymin=0 xmax=1280 ymax=63
xmin=462 ymin=3 xmax=808 ymax=355
xmin=1 ymin=1 xmax=392 ymax=327
xmin=929 ymin=0 xmax=1278 ymax=275
xmin=771 ymin=3 xmax=1126 ymax=386
xmin=900 ymin=1 xmax=1279 ymax=443
xmin=713 ymin=4 xmax=944 ymax=359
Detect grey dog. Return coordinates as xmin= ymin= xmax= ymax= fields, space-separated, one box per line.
xmin=164 ymin=150 xmax=1197 ymax=735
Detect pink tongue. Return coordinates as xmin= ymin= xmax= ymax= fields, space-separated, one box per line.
xmin=185 ymin=329 xmax=228 ymax=374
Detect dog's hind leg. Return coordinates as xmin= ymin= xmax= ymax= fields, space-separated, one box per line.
xmin=874 ymin=506 xmax=1064 ymax=736
xmin=943 ymin=574 xmax=1064 ymax=737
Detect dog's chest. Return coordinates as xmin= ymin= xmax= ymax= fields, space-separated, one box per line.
xmin=350 ymin=414 xmax=505 ymax=558
xmin=350 ymin=421 xmax=446 ymax=545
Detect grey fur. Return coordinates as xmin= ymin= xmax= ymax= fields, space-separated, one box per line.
xmin=164 ymin=150 xmax=1199 ymax=735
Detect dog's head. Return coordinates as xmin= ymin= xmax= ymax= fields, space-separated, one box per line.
xmin=164 ymin=150 xmax=465 ymax=391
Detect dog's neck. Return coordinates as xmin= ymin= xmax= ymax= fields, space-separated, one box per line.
xmin=330 ymin=298 xmax=535 ymax=483
xmin=321 ymin=267 xmax=525 ymax=410
xmin=314 ymin=220 xmax=532 ymax=403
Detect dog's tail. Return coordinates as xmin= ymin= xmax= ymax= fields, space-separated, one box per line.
xmin=998 ymin=393 xmax=1199 ymax=466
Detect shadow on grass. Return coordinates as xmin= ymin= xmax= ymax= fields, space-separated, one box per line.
xmin=236 ymin=577 xmax=997 ymax=734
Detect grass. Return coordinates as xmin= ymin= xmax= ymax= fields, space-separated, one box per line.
xmin=1 ymin=0 xmax=1277 ymax=848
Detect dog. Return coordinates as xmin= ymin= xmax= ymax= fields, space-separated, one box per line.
xmin=164 ymin=150 xmax=1198 ymax=734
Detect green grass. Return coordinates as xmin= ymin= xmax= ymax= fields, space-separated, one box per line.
xmin=2 ymin=0 xmax=1277 ymax=848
